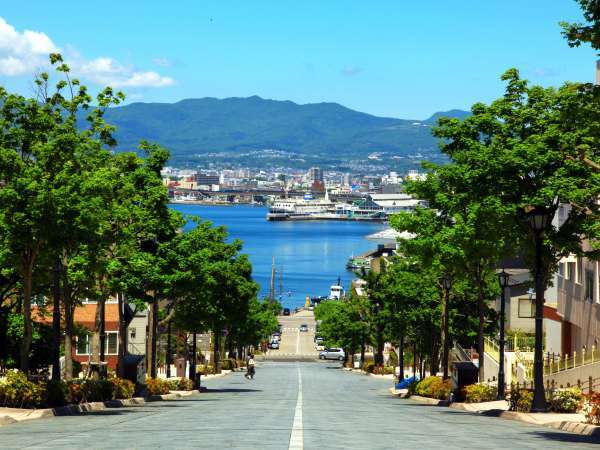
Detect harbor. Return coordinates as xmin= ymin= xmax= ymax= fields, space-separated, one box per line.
xmin=266 ymin=191 xmax=423 ymax=222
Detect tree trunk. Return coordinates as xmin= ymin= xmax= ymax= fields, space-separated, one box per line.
xmin=166 ymin=319 xmax=172 ymax=378
xmin=413 ymin=341 xmax=418 ymax=377
xmin=117 ymin=292 xmax=127 ymax=378
xmin=20 ymin=259 xmax=34 ymax=374
xmin=375 ymin=323 xmax=384 ymax=366
xmin=51 ymin=257 xmax=61 ymax=380
xmin=398 ymin=332 xmax=405 ymax=380
xmin=360 ymin=331 xmax=366 ymax=367
xmin=147 ymin=294 xmax=158 ymax=378
xmin=476 ymin=269 xmax=485 ymax=382
xmin=213 ymin=329 xmax=221 ymax=374
xmin=61 ymin=254 xmax=74 ymax=380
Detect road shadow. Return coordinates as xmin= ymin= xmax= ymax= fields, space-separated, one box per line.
xmin=529 ymin=430 xmax=600 ymax=444
xmin=204 ymin=388 xmax=263 ymax=393
xmin=78 ymin=409 xmax=141 ymax=416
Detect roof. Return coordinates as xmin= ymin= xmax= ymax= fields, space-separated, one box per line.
xmin=32 ymin=302 xmax=122 ymax=329
xmin=368 ymin=193 xmax=413 ymax=200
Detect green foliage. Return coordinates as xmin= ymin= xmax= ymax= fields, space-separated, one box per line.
xmin=413 ymin=376 xmax=452 ymax=400
xmin=110 ymin=378 xmax=135 ymax=399
xmin=464 ymin=384 xmax=497 ymax=403
xmin=560 ymin=0 xmax=600 ymax=52
xmin=0 ymin=371 xmax=45 ymax=408
xmin=549 ymin=388 xmax=583 ymax=413
xmin=167 ymin=377 xmax=194 ymax=391
xmin=508 ymin=387 xmax=534 ymax=412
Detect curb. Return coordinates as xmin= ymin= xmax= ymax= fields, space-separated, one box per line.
xmin=0 ymin=390 xmax=197 ymax=426
xmin=408 ymin=395 xmax=450 ymax=406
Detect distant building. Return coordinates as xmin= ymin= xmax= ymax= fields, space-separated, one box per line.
xmin=194 ymin=173 xmax=220 ymax=186
xmin=308 ymin=167 xmax=323 ymax=183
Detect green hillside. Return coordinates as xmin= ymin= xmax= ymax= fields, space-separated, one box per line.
xmin=101 ymin=96 xmax=468 ymax=167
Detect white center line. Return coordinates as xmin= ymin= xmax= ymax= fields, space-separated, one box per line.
xmin=289 ymin=367 xmax=303 ymax=450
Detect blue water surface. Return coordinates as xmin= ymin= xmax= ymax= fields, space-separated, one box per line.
xmin=169 ymin=204 xmax=385 ymax=309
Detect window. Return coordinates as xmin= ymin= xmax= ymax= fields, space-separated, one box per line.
xmin=586 ymin=269 xmax=595 ymax=302
xmin=75 ymin=332 xmax=119 ymax=355
xmin=518 ymin=298 xmax=535 ymax=318
xmin=130 ymin=327 xmax=136 ymax=339
xmin=577 ymin=257 xmax=584 ymax=284
xmin=76 ymin=334 xmax=90 ymax=355
xmin=558 ymin=262 xmax=565 ymax=277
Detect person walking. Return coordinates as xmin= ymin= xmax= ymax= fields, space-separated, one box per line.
xmin=245 ymin=353 xmax=256 ymax=380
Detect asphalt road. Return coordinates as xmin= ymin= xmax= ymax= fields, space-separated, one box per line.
xmin=268 ymin=310 xmax=317 ymax=359
xmin=1 ymin=362 xmax=599 ymax=449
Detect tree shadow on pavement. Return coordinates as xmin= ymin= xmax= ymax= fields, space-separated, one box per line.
xmin=204 ymin=388 xmax=263 ymax=393
xmin=529 ymin=431 xmax=600 ymax=445
xmin=78 ymin=409 xmax=141 ymax=416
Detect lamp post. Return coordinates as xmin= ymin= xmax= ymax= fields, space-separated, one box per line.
xmin=525 ymin=207 xmax=552 ymax=412
xmin=497 ymin=270 xmax=510 ymax=400
xmin=441 ymin=274 xmax=452 ymax=380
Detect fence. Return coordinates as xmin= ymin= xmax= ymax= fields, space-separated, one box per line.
xmin=512 ymin=376 xmax=600 ymax=395
xmin=544 ymin=346 xmax=598 ymax=376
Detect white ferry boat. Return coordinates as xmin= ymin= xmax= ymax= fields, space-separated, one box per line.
xmin=267 ymin=192 xmax=335 ymax=220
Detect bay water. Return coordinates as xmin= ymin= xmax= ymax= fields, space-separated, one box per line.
xmin=170 ymin=204 xmax=386 ymax=309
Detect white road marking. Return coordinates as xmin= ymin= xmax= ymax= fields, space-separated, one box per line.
xmin=289 ymin=367 xmax=303 ymax=450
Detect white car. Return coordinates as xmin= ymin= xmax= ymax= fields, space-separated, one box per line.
xmin=269 ymin=340 xmax=280 ymax=350
xmin=319 ymin=348 xmax=345 ymax=361
xmin=315 ymin=343 xmax=325 ymax=351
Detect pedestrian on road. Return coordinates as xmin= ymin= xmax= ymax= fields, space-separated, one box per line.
xmin=245 ymin=354 xmax=256 ymax=380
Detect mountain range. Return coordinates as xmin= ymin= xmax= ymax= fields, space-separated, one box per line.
xmin=101 ymin=96 xmax=469 ymax=169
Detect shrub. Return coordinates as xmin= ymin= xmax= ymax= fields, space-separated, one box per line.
xmin=0 ymin=371 xmax=45 ymax=408
xmin=583 ymin=392 xmax=600 ymax=425
xmin=67 ymin=379 xmax=114 ymax=403
xmin=508 ymin=386 xmax=534 ymax=412
xmin=362 ymin=362 xmax=375 ymax=373
xmin=372 ymin=365 xmax=395 ymax=375
xmin=549 ymin=388 xmax=583 ymax=413
xmin=197 ymin=365 xmax=215 ymax=375
xmin=110 ymin=378 xmax=135 ymax=399
xmin=414 ymin=376 xmax=452 ymax=400
xmin=464 ymin=384 xmax=497 ymax=403
xmin=220 ymin=359 xmax=236 ymax=371
xmin=167 ymin=377 xmax=194 ymax=391
xmin=146 ymin=378 xmax=170 ymax=396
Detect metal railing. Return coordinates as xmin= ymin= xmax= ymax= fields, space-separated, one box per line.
xmin=484 ymin=337 xmax=499 ymax=363
xmin=544 ymin=345 xmax=598 ymax=376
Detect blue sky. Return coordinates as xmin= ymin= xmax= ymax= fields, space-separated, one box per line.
xmin=0 ymin=1 xmax=596 ymax=119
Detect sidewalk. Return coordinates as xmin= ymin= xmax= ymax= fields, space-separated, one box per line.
xmin=344 ymin=367 xmax=396 ymax=380
xmin=0 ymin=379 xmax=233 ymax=428
xmin=391 ymin=389 xmax=600 ymax=437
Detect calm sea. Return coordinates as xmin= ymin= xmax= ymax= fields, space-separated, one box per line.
xmin=169 ymin=204 xmax=386 ymax=309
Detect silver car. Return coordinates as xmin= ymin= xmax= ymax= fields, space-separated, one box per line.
xmin=319 ymin=348 xmax=345 ymax=361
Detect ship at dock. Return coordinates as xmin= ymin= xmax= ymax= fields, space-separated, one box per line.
xmin=266 ymin=191 xmax=388 ymax=222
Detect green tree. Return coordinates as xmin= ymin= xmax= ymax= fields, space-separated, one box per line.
xmin=561 ymin=0 xmax=600 ymax=53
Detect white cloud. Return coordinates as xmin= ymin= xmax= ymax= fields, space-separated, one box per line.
xmin=78 ymin=57 xmax=174 ymax=88
xmin=0 ymin=17 xmax=174 ymax=89
xmin=0 ymin=17 xmax=58 ymax=75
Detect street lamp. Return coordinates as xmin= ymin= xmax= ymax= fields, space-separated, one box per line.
xmin=525 ymin=206 xmax=552 ymax=412
xmin=441 ymin=274 xmax=452 ymax=380
xmin=497 ymin=269 xmax=510 ymax=400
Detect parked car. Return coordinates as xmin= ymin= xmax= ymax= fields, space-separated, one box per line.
xmin=269 ymin=340 xmax=280 ymax=349
xmin=319 ymin=348 xmax=345 ymax=361
xmin=283 ymin=308 xmax=290 ymax=316
xmin=271 ymin=334 xmax=280 ymax=342
xmin=299 ymin=324 xmax=308 ymax=332
xmin=315 ymin=343 xmax=325 ymax=351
